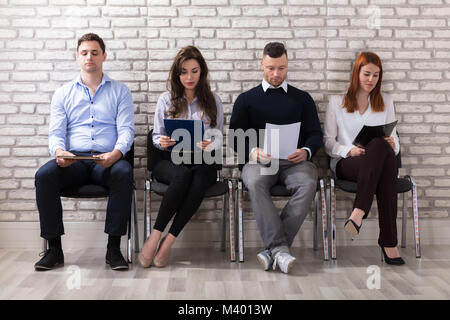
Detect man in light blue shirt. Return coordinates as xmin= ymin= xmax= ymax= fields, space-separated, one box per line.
xmin=34 ymin=33 xmax=134 ymax=271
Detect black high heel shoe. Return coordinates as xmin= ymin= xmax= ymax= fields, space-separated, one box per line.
xmin=344 ymin=219 xmax=361 ymax=235
xmin=380 ymin=246 xmax=405 ymax=266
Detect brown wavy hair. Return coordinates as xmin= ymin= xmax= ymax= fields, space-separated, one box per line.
xmin=166 ymin=46 xmax=217 ymax=128
xmin=343 ymin=51 xmax=385 ymax=113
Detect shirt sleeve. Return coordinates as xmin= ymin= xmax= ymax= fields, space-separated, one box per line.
xmin=208 ymin=93 xmax=224 ymax=151
xmin=301 ymin=147 xmax=312 ymax=160
xmin=323 ymin=96 xmax=354 ymax=159
xmin=113 ymin=84 xmax=135 ymax=157
xmin=229 ymin=93 xmax=251 ymax=162
xmin=48 ymin=87 xmax=67 ymax=157
xmin=300 ymin=92 xmax=323 ymax=157
xmin=385 ymin=95 xmax=400 ymax=155
xmin=152 ymin=93 xmax=169 ymax=150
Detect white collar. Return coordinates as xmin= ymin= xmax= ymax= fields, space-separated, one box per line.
xmin=262 ymin=79 xmax=288 ymax=93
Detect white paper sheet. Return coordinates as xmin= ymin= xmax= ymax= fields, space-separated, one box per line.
xmin=263 ymin=122 xmax=301 ymax=159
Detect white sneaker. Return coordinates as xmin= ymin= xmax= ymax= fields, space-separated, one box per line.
xmin=256 ymin=250 xmax=273 ymax=271
xmin=272 ymin=252 xmax=296 ymax=274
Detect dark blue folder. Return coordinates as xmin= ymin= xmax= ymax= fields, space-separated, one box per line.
xmin=163 ymin=119 xmax=204 ymax=151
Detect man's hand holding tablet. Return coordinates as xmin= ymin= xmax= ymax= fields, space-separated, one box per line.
xmin=55 ymin=149 xmax=78 ymax=167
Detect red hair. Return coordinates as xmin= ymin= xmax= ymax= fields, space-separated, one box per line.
xmin=343 ymin=51 xmax=385 ymax=113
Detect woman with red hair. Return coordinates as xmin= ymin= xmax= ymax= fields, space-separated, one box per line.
xmin=324 ymin=52 xmax=404 ymax=265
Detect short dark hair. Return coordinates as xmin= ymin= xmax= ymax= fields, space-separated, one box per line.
xmin=263 ymin=42 xmax=287 ymax=58
xmin=77 ymin=33 xmax=106 ymax=54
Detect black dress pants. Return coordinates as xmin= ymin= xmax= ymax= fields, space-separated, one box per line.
xmin=35 ymin=153 xmax=133 ymax=240
xmin=336 ymin=137 xmax=398 ymax=247
xmin=152 ymin=160 xmax=217 ymax=237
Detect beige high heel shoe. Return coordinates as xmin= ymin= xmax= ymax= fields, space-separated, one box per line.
xmin=153 ymin=236 xmax=169 ymax=268
xmin=138 ymin=237 xmax=159 ymax=268
xmin=137 ymin=251 xmax=153 ymax=268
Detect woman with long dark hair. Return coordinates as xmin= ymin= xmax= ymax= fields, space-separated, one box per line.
xmin=324 ymin=52 xmax=404 ymax=265
xmin=138 ymin=46 xmax=223 ymax=268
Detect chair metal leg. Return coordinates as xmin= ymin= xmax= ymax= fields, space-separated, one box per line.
xmin=127 ymin=195 xmax=133 ymax=264
xmin=228 ymin=180 xmax=236 ymax=262
xmin=43 ymin=239 xmax=48 ymax=252
xmin=330 ymin=178 xmax=337 ymax=260
xmin=237 ymin=180 xmax=244 ymax=263
xmin=133 ymin=189 xmax=139 ymax=253
xmin=320 ymin=179 xmax=329 ymax=261
xmin=143 ymin=179 xmax=152 ymax=246
xmin=313 ymin=189 xmax=318 ymax=251
xmin=410 ymin=176 xmax=421 ymax=258
xmin=221 ymin=189 xmax=227 ymax=252
xmin=401 ymin=192 xmax=407 ymax=248
xmin=234 ymin=182 xmax=239 ymax=255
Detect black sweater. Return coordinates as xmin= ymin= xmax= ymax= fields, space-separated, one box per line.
xmin=229 ymin=84 xmax=323 ymax=167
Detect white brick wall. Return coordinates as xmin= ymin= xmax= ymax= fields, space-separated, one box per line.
xmin=0 ymin=1 xmax=449 ymax=230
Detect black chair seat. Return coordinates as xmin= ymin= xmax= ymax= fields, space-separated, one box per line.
xmin=397 ymin=177 xmax=413 ymax=193
xmin=335 ymin=178 xmax=413 ymax=194
xmin=61 ymin=184 xmax=109 ymax=198
xmin=151 ymin=180 xmax=229 ymax=198
xmin=335 ymin=179 xmax=358 ymax=193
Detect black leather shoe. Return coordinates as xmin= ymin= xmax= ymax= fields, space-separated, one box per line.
xmin=106 ymin=247 xmax=129 ymax=271
xmin=34 ymin=248 xmax=64 ymax=271
xmin=380 ymin=246 xmax=405 ymax=266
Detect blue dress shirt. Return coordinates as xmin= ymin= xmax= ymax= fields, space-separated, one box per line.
xmin=48 ymin=73 xmax=134 ymax=157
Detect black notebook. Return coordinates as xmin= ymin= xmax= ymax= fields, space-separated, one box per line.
xmin=352 ymin=120 xmax=398 ymax=147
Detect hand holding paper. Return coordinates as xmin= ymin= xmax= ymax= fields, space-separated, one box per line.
xmin=287 ymin=149 xmax=308 ymax=164
xmin=263 ymin=122 xmax=301 ymax=159
xmin=250 ymin=147 xmax=272 ymax=164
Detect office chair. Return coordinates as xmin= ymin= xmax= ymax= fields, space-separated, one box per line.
xmin=234 ymin=168 xmax=329 ymax=262
xmin=328 ymin=151 xmax=421 ymax=260
xmin=43 ymin=144 xmax=139 ymax=264
xmin=143 ymin=130 xmax=236 ymax=261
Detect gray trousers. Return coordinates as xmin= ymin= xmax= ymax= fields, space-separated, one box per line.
xmin=242 ymin=159 xmax=318 ymax=256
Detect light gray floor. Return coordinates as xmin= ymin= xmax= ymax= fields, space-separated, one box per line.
xmin=1 ymin=245 xmax=449 ymax=300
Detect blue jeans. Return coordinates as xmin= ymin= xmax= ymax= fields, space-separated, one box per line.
xmin=35 ymin=153 xmax=133 ymax=240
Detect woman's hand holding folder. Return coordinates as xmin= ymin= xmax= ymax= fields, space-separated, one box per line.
xmin=196 ymin=139 xmax=213 ymax=152
xmin=160 ymin=135 xmax=176 ymax=150
xmin=384 ymin=136 xmax=395 ymax=150
xmin=347 ymin=147 xmax=366 ymax=157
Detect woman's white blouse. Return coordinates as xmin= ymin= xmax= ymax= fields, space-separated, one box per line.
xmin=323 ymin=93 xmax=400 ymax=173
xmin=152 ymin=91 xmax=224 ymax=151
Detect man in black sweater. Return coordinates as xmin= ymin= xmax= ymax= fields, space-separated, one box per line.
xmin=229 ymin=42 xmax=323 ymax=273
